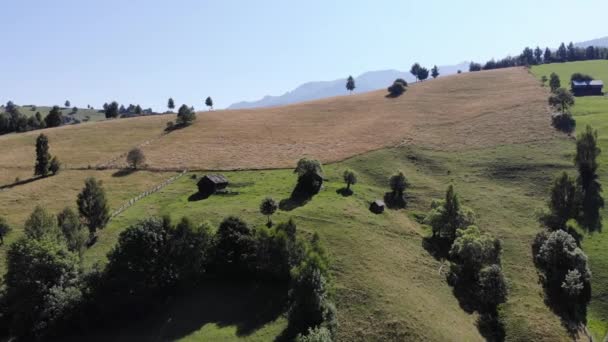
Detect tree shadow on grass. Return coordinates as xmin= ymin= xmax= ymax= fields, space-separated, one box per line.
xmin=421 ymin=236 xmax=451 ymax=261
xmin=70 ymin=280 xmax=289 ymax=342
xmin=111 ymin=169 xmax=136 ymax=177
xmin=0 ymin=175 xmax=44 ymax=190
xmin=188 ymin=191 xmax=212 ymax=202
xmin=279 ymin=183 xmax=315 ymax=211
xmin=336 ymin=187 xmax=353 ymax=197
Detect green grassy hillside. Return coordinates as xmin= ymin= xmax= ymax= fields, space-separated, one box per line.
xmin=15 ymin=105 xmax=107 ymax=122
xmin=81 ymin=140 xmax=575 ymax=341
xmin=532 ymin=60 xmax=608 ymax=340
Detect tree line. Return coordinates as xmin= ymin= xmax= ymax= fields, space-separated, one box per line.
xmin=0 ymin=103 xmax=67 ymax=135
xmin=533 ymin=125 xmax=603 ymax=327
xmin=470 ymin=42 xmax=608 ymax=72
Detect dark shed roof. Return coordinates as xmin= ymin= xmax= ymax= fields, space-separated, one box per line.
xmin=202 ymin=174 xmax=228 ymax=184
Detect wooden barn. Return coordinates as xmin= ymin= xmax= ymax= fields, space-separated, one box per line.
xmin=197 ymin=174 xmax=229 ymax=194
xmin=571 ymin=80 xmax=604 ymax=96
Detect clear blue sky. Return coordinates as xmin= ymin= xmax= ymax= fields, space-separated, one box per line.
xmin=1 ymin=0 xmax=606 ymax=110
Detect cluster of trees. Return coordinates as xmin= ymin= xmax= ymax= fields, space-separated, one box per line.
xmin=34 ymin=134 xmax=61 ymax=177
xmin=424 ymin=186 xmax=507 ymax=337
xmin=470 ymin=42 xmax=608 ymax=72
xmin=0 ymin=102 xmax=67 ymax=135
xmin=546 ymin=73 xmax=576 ymax=133
xmin=534 ymin=125 xmax=603 ymax=322
xmin=0 ymin=212 xmax=337 ymax=340
xmin=410 ymin=63 xmax=436 ymax=82
xmin=387 ymin=78 xmax=408 ymax=97
xmin=166 ymin=103 xmax=197 ymax=131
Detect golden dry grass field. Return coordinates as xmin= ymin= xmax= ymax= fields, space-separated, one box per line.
xmin=0 ymin=67 xmax=556 ymax=173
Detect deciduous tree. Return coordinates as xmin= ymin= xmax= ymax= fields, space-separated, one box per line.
xmin=77 ymin=177 xmax=110 ymax=236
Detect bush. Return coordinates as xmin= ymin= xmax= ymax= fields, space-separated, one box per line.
xmin=296 ymin=326 xmax=333 ymax=342
xmin=570 ymin=73 xmax=593 ymax=83
xmin=0 ymin=216 xmax=12 ymax=244
xmin=387 ymin=80 xmax=407 ymax=97
xmin=551 ymin=112 xmax=576 ymax=133
xmin=49 ymin=156 xmax=61 ymax=175
xmin=478 ymin=264 xmax=508 ymax=308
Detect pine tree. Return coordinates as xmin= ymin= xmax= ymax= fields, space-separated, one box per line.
xmin=346 ymin=76 xmax=355 ymax=93
xmin=77 ymin=177 xmax=110 ymax=236
xmin=431 ymin=65 xmax=440 ymax=79
xmin=34 ymin=134 xmax=51 ymax=176
xmin=544 ymin=47 xmax=552 ymax=63
xmin=205 ymin=96 xmax=213 ymax=110
xmin=557 ymin=43 xmax=568 ymax=62
xmin=410 ymin=63 xmax=421 ymax=81
xmin=574 ymin=126 xmax=604 ymax=231
xmin=534 ymin=46 xmax=543 ymax=64
xmin=168 ymin=97 xmax=175 ymax=111
xmin=45 ymin=106 xmax=63 ymax=127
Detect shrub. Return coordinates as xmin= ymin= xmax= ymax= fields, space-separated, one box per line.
xmin=296 ymin=326 xmax=333 ymax=342
xmin=0 ymin=216 xmax=11 ymax=244
xmin=387 ymin=80 xmax=407 ymax=97
xmin=570 ymin=73 xmax=593 ymax=83
xmin=551 ymin=112 xmax=576 ymax=133
xmin=49 ymin=156 xmax=61 ymax=175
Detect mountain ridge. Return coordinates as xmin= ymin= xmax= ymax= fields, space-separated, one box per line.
xmin=228 ymin=62 xmax=470 ymax=109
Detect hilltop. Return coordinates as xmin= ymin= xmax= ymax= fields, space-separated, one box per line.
xmin=227 ymin=62 xmax=469 ymax=109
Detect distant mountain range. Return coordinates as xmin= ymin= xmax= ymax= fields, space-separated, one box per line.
xmin=228 ymin=62 xmax=470 ymax=109
xmin=575 ymin=36 xmax=608 ymax=48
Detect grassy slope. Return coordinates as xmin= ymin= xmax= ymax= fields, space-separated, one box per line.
xmin=0 ymin=170 xmax=176 ymax=273
xmin=532 ymin=60 xmax=608 ymax=340
xmin=83 ymin=141 xmax=574 ymax=341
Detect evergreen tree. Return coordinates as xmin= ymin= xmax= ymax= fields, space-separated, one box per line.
xmin=64 ymin=100 xmax=70 ymax=107
xmin=77 ymin=177 xmax=110 ymax=236
xmin=134 ymin=104 xmax=142 ymax=115
xmin=417 ymin=67 xmax=429 ymax=81
xmin=541 ymin=172 xmax=577 ymax=231
xmin=544 ymin=47 xmax=552 ymax=63
xmin=105 ymin=101 xmax=119 ymax=118
xmin=57 ymin=207 xmax=88 ymax=255
xmin=549 ymin=72 xmax=561 ymax=93
xmin=34 ymin=134 xmax=51 ymax=176
xmin=410 ymin=63 xmax=421 ymax=81
xmin=574 ymin=126 xmax=604 ymax=231
xmin=45 ymin=106 xmax=63 ymax=128
xmin=205 ymin=96 xmax=213 ymax=110
xmin=534 ymin=46 xmax=543 ymax=64
xmin=49 ymin=156 xmax=61 ymax=175
xmin=168 ymin=97 xmax=175 ymax=111
xmin=557 ymin=43 xmax=568 ymax=62
xmin=346 ymin=76 xmax=355 ymax=93
xmin=431 ymin=65 xmax=440 ymax=79
xmin=567 ymin=42 xmax=576 ymax=61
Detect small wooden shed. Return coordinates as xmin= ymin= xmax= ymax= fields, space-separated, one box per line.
xmin=571 ymin=80 xmax=603 ymax=96
xmin=197 ymin=174 xmax=229 ymax=194
xmin=369 ymin=200 xmax=385 ymax=214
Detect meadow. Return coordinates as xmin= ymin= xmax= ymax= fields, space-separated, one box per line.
xmin=1 ymin=64 xmax=602 ymax=340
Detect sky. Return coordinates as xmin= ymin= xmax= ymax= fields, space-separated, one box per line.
xmin=1 ymin=0 xmax=607 ymax=110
